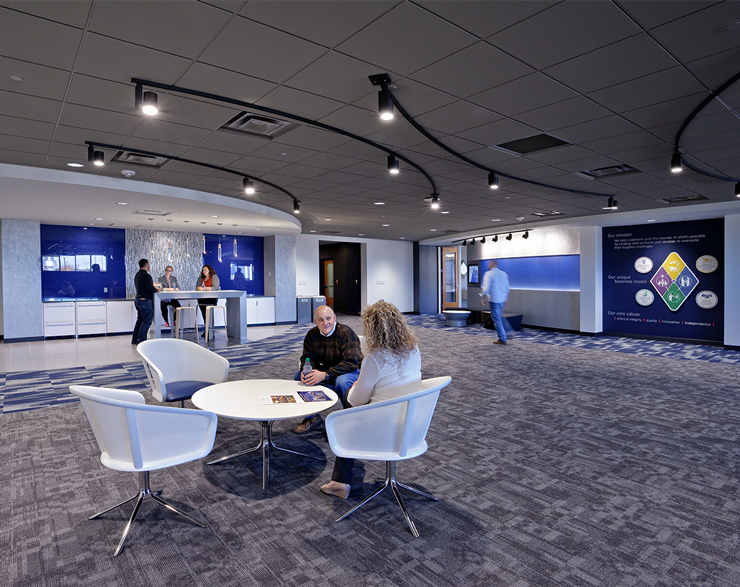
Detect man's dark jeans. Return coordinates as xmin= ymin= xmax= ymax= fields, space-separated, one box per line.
xmin=132 ymin=298 xmax=154 ymax=344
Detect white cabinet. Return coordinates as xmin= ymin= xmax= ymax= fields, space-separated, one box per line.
xmin=106 ymin=301 xmax=136 ymax=333
xmin=76 ymin=301 xmax=107 ymax=335
xmin=43 ymin=302 xmax=76 ymax=337
xmin=247 ymin=297 xmax=275 ymax=325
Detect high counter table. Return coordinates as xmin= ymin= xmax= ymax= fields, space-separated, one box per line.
xmin=153 ymin=290 xmax=247 ymax=343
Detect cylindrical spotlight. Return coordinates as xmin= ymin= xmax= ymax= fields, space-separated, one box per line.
xmin=488 ymin=172 xmax=499 ymax=190
xmin=603 ymin=196 xmax=618 ymax=210
xmin=293 ymin=200 xmax=301 ymax=214
xmin=670 ymin=152 xmax=683 ymax=173
xmin=462 ymin=240 xmax=467 ymax=246
xmin=735 ymin=182 xmax=740 ymax=197
xmin=431 ymin=193 xmax=440 ymax=209
xmin=93 ymin=150 xmax=105 ymax=167
xmin=523 ymin=231 xmax=529 ymax=239
xmin=378 ymin=87 xmax=394 ymax=120
xmin=243 ymin=178 xmax=255 ymax=195
xmin=506 ymin=233 xmax=512 ymax=241
xmin=387 ymin=154 xmax=399 ymax=175
xmin=141 ymin=91 xmax=158 ymax=116
xmin=492 ymin=235 xmax=498 ymax=242
xmin=480 ymin=237 xmax=486 ymax=244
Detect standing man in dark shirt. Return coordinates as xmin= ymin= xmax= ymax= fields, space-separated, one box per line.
xmin=131 ymin=258 xmax=160 ymax=345
xmin=293 ymin=305 xmax=362 ymax=434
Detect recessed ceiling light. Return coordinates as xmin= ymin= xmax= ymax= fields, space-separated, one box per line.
xmin=430 ymin=229 xmax=437 ymax=232
xmin=400 ymin=237 xmax=405 ymax=239
xmin=95 ymin=217 xmax=104 ymax=221
xmin=358 ymin=234 xmax=364 ymax=236
xmin=441 ymin=211 xmax=450 ymax=214
xmin=310 ymin=230 xmax=316 ymax=233
xmin=210 ymin=215 xmax=219 ymax=218
xmin=66 ymin=162 xmax=83 ymax=168
xmin=87 ymin=223 xmax=95 ymax=226
xmin=382 ymin=224 xmax=390 ymax=227
xmin=647 ymin=219 xmax=657 ymax=223
xmin=374 ymin=202 xmax=385 ymax=205
xmin=116 ymin=202 xmax=128 ymax=206
xmin=324 ymin=218 xmax=332 ymax=221
xmin=491 ymin=218 xmax=501 ymax=222
xmin=10 ymin=74 xmax=24 ymax=82
xmin=254 ymin=228 xmax=261 ymax=231
xmin=281 ymin=152 xmax=288 ymax=156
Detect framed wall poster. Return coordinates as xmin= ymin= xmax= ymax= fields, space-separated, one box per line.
xmin=468 ymin=263 xmax=479 ymax=285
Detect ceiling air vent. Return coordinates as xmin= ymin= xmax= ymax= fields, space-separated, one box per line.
xmin=134 ymin=209 xmax=172 ymax=216
xmin=220 ymin=112 xmax=297 ymax=139
xmin=532 ymin=211 xmax=564 ymax=217
xmin=575 ymin=164 xmax=640 ymax=179
xmin=492 ymin=134 xmax=570 ymax=155
xmin=658 ymin=194 xmax=708 ymax=204
xmin=111 ymin=151 xmax=169 ymax=167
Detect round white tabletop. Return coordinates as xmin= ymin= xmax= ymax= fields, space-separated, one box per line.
xmin=191 ymin=378 xmax=338 ymax=420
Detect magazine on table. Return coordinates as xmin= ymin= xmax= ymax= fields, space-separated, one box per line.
xmin=261 ymin=394 xmax=297 ymax=404
xmin=297 ymin=389 xmax=331 ymax=402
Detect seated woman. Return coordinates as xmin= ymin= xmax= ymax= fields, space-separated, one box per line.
xmin=321 ymin=299 xmax=422 ymax=500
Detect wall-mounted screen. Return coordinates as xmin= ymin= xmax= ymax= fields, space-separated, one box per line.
xmin=467 ymin=263 xmax=479 ymax=285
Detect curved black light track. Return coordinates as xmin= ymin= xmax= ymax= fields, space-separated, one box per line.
xmin=673 ymin=69 xmax=740 ymax=184
xmin=84 ymin=141 xmax=299 ymax=207
xmin=372 ymin=75 xmax=614 ymax=200
xmin=452 ymin=229 xmax=533 ymax=244
xmin=132 ymin=79 xmax=438 ymax=197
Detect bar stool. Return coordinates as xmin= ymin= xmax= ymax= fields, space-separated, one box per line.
xmin=173 ymin=306 xmax=197 ymax=341
xmin=203 ymin=304 xmax=227 ymax=346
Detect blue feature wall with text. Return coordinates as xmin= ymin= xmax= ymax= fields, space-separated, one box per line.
xmin=602 ymin=218 xmax=723 ymax=343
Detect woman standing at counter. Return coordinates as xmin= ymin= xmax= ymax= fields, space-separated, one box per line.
xmin=195 ymin=264 xmax=220 ymax=336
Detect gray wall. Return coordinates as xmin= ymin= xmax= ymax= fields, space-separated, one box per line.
xmin=1 ymin=219 xmax=43 ymax=340
xmin=418 ymin=244 xmax=438 ymax=313
xmin=265 ymin=235 xmax=296 ymax=323
xmin=505 ymin=290 xmax=580 ymax=330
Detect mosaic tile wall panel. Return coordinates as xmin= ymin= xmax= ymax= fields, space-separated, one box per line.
xmin=125 ymin=229 xmax=204 ymax=296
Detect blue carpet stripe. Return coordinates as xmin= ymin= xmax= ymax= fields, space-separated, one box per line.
xmin=2 ymin=318 xmax=738 ymax=414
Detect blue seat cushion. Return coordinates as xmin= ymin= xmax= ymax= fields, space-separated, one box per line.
xmin=165 ymin=380 xmax=214 ymax=402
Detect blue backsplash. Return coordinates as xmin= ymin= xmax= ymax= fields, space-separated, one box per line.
xmin=202 ymin=233 xmax=264 ymax=296
xmin=41 ymin=225 xmax=126 ymax=299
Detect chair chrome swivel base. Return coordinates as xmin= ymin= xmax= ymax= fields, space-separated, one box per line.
xmin=335 ymin=460 xmax=438 ymax=537
xmin=90 ymin=470 xmax=207 ymax=556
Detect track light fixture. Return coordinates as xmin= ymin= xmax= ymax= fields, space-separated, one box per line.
xmin=480 ymin=237 xmax=486 ymax=243
xmin=135 ymin=83 xmax=159 ymax=116
xmin=431 ymin=193 xmax=440 ymax=209
xmin=523 ymin=231 xmax=529 ymax=239
xmin=461 ymin=239 xmax=467 ymax=246
xmin=735 ymin=182 xmax=740 ymax=197
xmin=293 ymin=200 xmax=301 ymax=214
xmin=87 ymin=145 xmax=105 ymax=167
xmin=455 ymin=229 xmax=531 ymax=246
xmin=506 ymin=233 xmax=513 ymax=241
xmin=492 ymin=235 xmax=498 ymax=242
xmin=603 ymin=196 xmax=619 ymax=210
xmin=378 ymin=86 xmax=394 ymax=121
xmin=243 ymin=177 xmax=255 ymax=195
xmin=488 ymin=172 xmax=499 ymax=190
xmin=670 ymin=152 xmax=683 ymax=173
xmin=387 ymin=154 xmax=399 ymax=175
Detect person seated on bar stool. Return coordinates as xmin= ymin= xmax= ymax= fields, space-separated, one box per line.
xmin=157 ymin=265 xmax=181 ymax=327
xmin=195 ymin=264 xmax=220 ymax=339
xmin=293 ymin=305 xmax=362 ymax=434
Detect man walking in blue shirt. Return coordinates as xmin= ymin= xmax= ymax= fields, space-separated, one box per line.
xmin=480 ymin=260 xmax=511 ymax=345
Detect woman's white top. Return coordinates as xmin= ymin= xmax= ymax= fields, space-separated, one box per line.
xmin=346 ymin=346 xmax=422 ymax=407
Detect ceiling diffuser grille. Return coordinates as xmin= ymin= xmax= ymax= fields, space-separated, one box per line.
xmin=576 ymin=164 xmax=639 ymax=179
xmin=220 ymin=112 xmax=297 ymax=139
xmin=112 ymin=151 xmax=169 ymax=167
xmin=659 ymin=194 xmax=708 ymax=204
xmin=493 ymin=134 xmax=570 ymax=155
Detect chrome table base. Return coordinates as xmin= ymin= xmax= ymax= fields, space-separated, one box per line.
xmin=335 ymin=461 xmax=438 ymax=538
xmin=90 ymin=470 xmax=206 ymax=556
xmin=207 ymin=420 xmax=325 ymax=490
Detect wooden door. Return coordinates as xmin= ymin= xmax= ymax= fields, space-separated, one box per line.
xmin=441 ymin=247 xmax=459 ymax=310
xmin=323 ymin=259 xmax=335 ymax=308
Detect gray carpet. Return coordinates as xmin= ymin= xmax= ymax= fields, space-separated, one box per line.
xmin=3 ymin=319 xmax=740 ymax=586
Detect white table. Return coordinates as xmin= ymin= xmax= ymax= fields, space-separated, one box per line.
xmin=153 ymin=290 xmax=248 ymax=343
xmin=191 ymin=379 xmax=338 ymax=490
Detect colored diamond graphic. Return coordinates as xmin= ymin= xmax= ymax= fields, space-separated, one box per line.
xmin=651 ymin=252 xmax=698 ymax=311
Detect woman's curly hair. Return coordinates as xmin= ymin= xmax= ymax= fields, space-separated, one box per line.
xmin=361 ymin=300 xmax=417 ymax=357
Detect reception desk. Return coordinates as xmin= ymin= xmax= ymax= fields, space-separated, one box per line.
xmin=153 ymin=290 xmax=247 ymax=343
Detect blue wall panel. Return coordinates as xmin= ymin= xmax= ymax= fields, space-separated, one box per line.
xmin=480 ymin=255 xmax=580 ymax=291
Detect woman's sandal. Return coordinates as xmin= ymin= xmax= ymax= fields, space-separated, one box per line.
xmin=320 ymin=481 xmax=350 ymax=500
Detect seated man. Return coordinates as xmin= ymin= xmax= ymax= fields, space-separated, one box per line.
xmin=293 ymin=305 xmax=362 ymax=434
